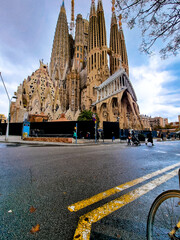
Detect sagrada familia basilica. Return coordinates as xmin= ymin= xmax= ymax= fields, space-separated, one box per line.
xmin=10 ymin=0 xmax=143 ymax=129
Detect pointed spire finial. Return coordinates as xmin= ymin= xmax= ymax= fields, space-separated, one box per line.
xmin=90 ymin=0 xmax=96 ymax=16
xmin=119 ymin=14 xmax=122 ymax=27
xmin=112 ymin=0 xmax=115 ymax=13
xmin=97 ymin=0 xmax=103 ymax=11
xmin=62 ymin=0 xmax=65 ymax=7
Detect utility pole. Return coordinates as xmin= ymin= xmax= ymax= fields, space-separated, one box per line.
xmin=0 ymin=72 xmax=10 ymax=102
xmin=76 ymin=122 xmax=78 ymax=144
xmin=95 ymin=122 xmax=97 ymax=144
xmin=117 ymin=116 xmax=120 ymax=141
xmin=74 ymin=123 xmax=78 ymax=144
xmin=92 ymin=113 xmax=97 ymax=144
xmin=0 ymin=72 xmax=17 ymax=141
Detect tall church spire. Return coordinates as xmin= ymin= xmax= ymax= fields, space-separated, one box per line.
xmin=109 ymin=3 xmax=121 ymax=75
xmin=118 ymin=15 xmax=129 ymax=76
xmin=97 ymin=0 xmax=107 ymax=49
xmin=86 ymin=0 xmax=101 ymax=109
xmin=50 ymin=1 xmax=70 ymax=84
xmin=90 ymin=0 xmax=96 ymax=16
xmin=88 ymin=0 xmax=99 ymax=57
xmin=97 ymin=0 xmax=109 ymax=79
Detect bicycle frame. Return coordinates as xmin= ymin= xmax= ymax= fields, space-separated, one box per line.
xmin=168 ymin=169 xmax=180 ymax=239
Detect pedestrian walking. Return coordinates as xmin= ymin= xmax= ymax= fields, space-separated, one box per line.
xmin=112 ymin=132 xmax=115 ymax=142
xmin=127 ymin=130 xmax=131 ymax=145
xmin=73 ymin=131 xmax=77 ymax=139
xmin=161 ymin=133 xmax=164 ymax=141
xmin=97 ymin=131 xmax=99 ymax=142
xmin=101 ymin=130 xmax=104 ymax=142
xmin=146 ymin=131 xmax=154 ymax=146
xmin=131 ymin=130 xmax=135 ymax=141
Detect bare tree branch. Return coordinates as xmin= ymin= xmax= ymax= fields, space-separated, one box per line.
xmin=116 ymin=0 xmax=180 ymax=57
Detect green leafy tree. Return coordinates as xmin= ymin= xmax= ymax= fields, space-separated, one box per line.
xmin=153 ymin=125 xmax=162 ymax=131
xmin=165 ymin=124 xmax=174 ymax=129
xmin=78 ymin=110 xmax=100 ymax=127
xmin=115 ymin=0 xmax=180 ymax=58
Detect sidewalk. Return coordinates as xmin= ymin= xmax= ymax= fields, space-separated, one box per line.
xmin=0 ymin=135 xmax=127 ymax=147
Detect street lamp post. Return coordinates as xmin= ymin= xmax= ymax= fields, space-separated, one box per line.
xmin=92 ymin=114 xmax=97 ymax=144
xmin=0 ymin=72 xmax=17 ymax=141
xmin=117 ymin=116 xmax=120 ymax=141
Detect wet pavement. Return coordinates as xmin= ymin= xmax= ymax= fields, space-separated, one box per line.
xmin=0 ymin=140 xmax=180 ymax=240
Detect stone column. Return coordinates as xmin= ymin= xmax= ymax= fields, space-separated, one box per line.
xmin=107 ymin=86 xmax=109 ymax=96
xmin=116 ymin=79 xmax=118 ymax=91
xmin=97 ymin=90 xmax=99 ymax=102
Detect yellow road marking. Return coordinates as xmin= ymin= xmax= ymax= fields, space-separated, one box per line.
xmin=73 ymin=168 xmax=179 ymax=240
xmin=68 ymin=162 xmax=180 ymax=212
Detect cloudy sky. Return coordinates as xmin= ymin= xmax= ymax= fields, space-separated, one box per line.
xmin=0 ymin=0 xmax=180 ymax=122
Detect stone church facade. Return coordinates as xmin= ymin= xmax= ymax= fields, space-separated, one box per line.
xmin=11 ymin=0 xmax=143 ymax=129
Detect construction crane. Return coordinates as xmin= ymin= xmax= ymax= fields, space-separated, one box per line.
xmin=70 ymin=0 xmax=75 ymax=37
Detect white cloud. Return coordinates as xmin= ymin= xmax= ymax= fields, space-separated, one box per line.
xmin=0 ymin=55 xmax=39 ymax=117
xmin=130 ymin=55 xmax=180 ymax=122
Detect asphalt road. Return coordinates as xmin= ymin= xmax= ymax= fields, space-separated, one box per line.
xmin=0 ymin=141 xmax=180 ymax=240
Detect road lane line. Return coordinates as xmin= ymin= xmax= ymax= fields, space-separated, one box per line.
xmin=73 ymin=168 xmax=179 ymax=240
xmin=156 ymin=150 xmax=167 ymax=154
xmin=68 ymin=162 xmax=180 ymax=212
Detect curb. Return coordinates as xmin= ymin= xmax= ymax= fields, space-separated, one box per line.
xmin=0 ymin=140 xmax=127 ymax=147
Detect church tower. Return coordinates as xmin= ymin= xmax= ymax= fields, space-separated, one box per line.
xmin=97 ymin=0 xmax=109 ymax=81
xmin=118 ymin=15 xmax=129 ymax=76
xmin=86 ymin=0 xmax=101 ymax=109
xmin=49 ymin=0 xmax=70 ymax=86
xmin=74 ymin=14 xmax=84 ymax=72
xmin=109 ymin=1 xmax=121 ymax=75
